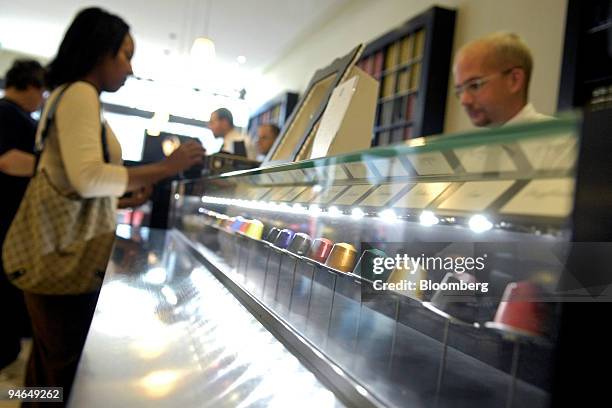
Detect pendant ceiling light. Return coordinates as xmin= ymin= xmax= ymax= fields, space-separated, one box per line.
xmin=190 ymin=0 xmax=216 ymax=64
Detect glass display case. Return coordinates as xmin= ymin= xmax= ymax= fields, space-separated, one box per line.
xmin=169 ymin=117 xmax=581 ymax=408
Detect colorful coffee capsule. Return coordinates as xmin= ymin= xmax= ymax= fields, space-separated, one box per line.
xmin=239 ymin=220 xmax=252 ymax=233
xmin=274 ymin=229 xmax=295 ymax=249
xmin=288 ymin=233 xmax=312 ymax=256
xmin=486 ymin=281 xmax=546 ymax=337
xmin=264 ymin=227 xmax=281 ymax=243
xmin=353 ymin=249 xmax=388 ymax=281
xmin=230 ymin=216 xmax=245 ymax=232
xmin=325 ymin=243 xmax=358 ymax=273
xmin=308 ymin=238 xmax=334 ymax=263
xmin=245 ymin=220 xmax=264 ymax=240
xmin=387 ymin=261 xmax=426 ymax=300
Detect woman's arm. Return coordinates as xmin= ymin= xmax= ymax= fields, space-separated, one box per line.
xmin=0 ymin=149 xmax=36 ymax=177
xmin=124 ymin=141 xmax=205 ymax=192
xmin=55 ymin=83 xmax=205 ymax=197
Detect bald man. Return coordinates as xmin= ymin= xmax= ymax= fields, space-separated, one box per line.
xmin=453 ymin=32 xmax=552 ymax=127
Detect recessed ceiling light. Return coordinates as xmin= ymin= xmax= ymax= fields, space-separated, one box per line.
xmin=237 ymin=55 xmax=247 ymax=64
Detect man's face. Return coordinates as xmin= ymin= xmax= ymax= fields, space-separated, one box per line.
xmin=22 ymin=85 xmax=46 ymax=113
xmin=256 ymin=126 xmax=277 ymax=155
xmin=453 ymin=45 xmax=515 ymax=127
xmin=209 ymin=112 xmax=228 ymax=138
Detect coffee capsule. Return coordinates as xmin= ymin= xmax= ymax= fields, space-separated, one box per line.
xmin=230 ymin=216 xmax=246 ymax=232
xmin=239 ymin=220 xmax=252 ymax=233
xmin=354 ymin=249 xmax=388 ymax=281
xmin=245 ymin=220 xmax=264 ymax=240
xmin=274 ymin=229 xmax=295 ymax=249
xmin=264 ymin=227 xmax=281 ymax=243
xmin=288 ymin=233 xmax=312 ymax=256
xmin=487 ymin=281 xmax=545 ymax=337
xmin=308 ymin=238 xmax=334 ymax=263
xmin=387 ymin=262 xmax=426 ymax=300
xmin=325 ymin=243 xmax=358 ymax=273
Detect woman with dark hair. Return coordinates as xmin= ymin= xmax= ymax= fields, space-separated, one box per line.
xmin=19 ymin=8 xmax=204 ymax=404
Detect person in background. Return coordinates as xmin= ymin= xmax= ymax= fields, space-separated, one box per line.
xmin=453 ymin=32 xmax=552 ymax=127
xmin=208 ymin=107 xmax=256 ymax=159
xmin=16 ymin=8 xmax=204 ymax=406
xmin=0 ymin=59 xmax=46 ymax=380
xmin=255 ymin=123 xmax=280 ymax=161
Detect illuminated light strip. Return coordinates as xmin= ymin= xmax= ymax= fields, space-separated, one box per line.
xmin=199 ymin=196 xmax=494 ymax=231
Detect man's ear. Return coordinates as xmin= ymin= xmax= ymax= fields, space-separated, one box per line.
xmin=508 ymin=68 xmax=526 ymax=95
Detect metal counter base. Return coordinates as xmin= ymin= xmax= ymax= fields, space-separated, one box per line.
xmin=69 ymin=227 xmax=344 ymax=408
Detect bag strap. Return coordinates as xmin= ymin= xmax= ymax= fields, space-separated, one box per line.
xmin=35 ymin=83 xmax=110 ymax=172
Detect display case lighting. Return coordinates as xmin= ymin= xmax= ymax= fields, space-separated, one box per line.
xmin=419 ymin=211 xmax=439 ymax=226
xmin=351 ymin=208 xmax=366 ymax=219
xmin=326 ymin=206 xmax=343 ymax=217
xmin=308 ymin=205 xmax=322 ymax=216
xmin=468 ymin=214 xmax=493 ymax=233
xmin=378 ymin=208 xmax=398 ymax=223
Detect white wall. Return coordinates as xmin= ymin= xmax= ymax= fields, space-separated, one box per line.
xmin=259 ymin=0 xmax=568 ymax=134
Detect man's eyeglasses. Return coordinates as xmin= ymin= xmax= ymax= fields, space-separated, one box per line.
xmin=454 ymin=66 xmax=519 ymax=98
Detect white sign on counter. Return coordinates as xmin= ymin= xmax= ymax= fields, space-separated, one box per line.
xmin=454 ymin=145 xmax=517 ymax=173
xmin=500 ymin=178 xmax=574 ymax=217
xmin=332 ymin=184 xmax=373 ymax=205
xmin=395 ymin=182 xmax=451 ymax=209
xmin=438 ymin=180 xmax=514 ymax=211
xmin=406 ymin=152 xmax=454 ymax=175
xmin=360 ymin=183 xmax=408 ymax=207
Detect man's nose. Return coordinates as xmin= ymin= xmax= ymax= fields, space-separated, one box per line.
xmin=459 ymin=90 xmax=473 ymax=106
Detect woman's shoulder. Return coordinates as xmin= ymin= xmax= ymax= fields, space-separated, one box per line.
xmin=62 ymin=81 xmax=99 ymax=100
xmin=53 ymin=81 xmax=99 ymax=113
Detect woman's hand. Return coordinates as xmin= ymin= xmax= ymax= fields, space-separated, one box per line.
xmin=118 ymin=185 xmax=153 ymax=208
xmin=163 ymin=141 xmax=205 ymax=174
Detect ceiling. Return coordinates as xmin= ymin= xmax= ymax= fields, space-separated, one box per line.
xmin=0 ymin=0 xmax=350 ymax=85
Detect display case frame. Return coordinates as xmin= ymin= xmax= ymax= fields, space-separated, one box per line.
xmin=169 ymin=115 xmax=595 ymax=408
xmin=264 ymin=44 xmax=363 ymax=164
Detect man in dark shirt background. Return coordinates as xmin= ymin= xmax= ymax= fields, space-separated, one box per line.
xmin=0 ymin=59 xmax=45 ymax=378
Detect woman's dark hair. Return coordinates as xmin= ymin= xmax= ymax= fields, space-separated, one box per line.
xmin=46 ymin=7 xmax=130 ymax=89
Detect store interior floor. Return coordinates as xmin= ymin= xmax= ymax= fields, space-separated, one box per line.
xmin=0 ymin=339 xmax=31 ymax=408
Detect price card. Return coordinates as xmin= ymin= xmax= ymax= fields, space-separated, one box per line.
xmin=253 ymin=174 xmax=274 ymax=184
xmin=518 ymin=134 xmax=577 ymax=171
xmin=287 ymin=170 xmax=308 ymax=182
xmin=438 ymin=180 xmax=514 ymax=211
xmin=294 ymin=186 xmax=321 ymax=203
xmin=454 ymin=145 xmax=517 ymax=173
xmin=360 ymin=183 xmax=408 ymax=207
xmin=281 ymin=186 xmax=309 ymax=202
xmin=251 ymin=188 xmax=272 ymax=200
xmin=406 ymin=152 xmax=454 ymax=175
xmin=344 ymin=162 xmax=377 ymax=179
xmin=395 ymin=182 xmax=450 ymax=208
xmin=268 ymin=187 xmax=296 ymax=201
xmin=500 ymin=178 xmax=574 ymax=217
xmin=370 ymin=157 xmax=410 ymax=178
xmin=315 ymin=165 xmax=348 ymax=181
xmin=332 ymin=185 xmax=373 ymax=205
xmin=316 ymin=185 xmax=348 ymax=204
xmin=268 ymin=172 xmax=295 ymax=184
xmin=301 ymin=168 xmax=318 ymax=181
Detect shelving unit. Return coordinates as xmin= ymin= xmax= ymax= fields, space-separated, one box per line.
xmin=356 ymin=6 xmax=456 ymax=146
xmin=246 ymin=92 xmax=299 ymax=139
xmin=558 ymin=0 xmax=612 ymax=110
